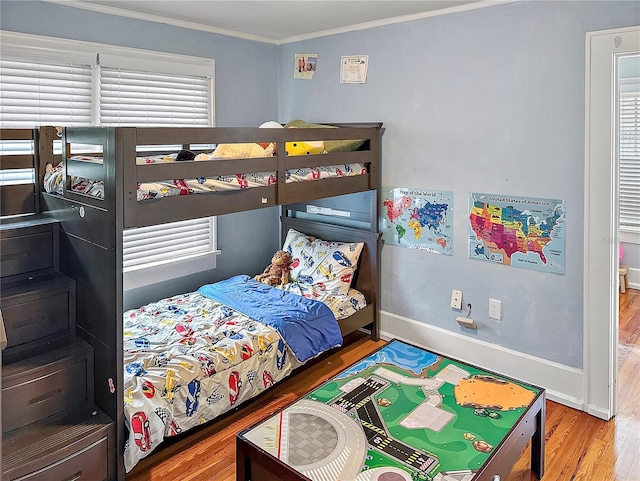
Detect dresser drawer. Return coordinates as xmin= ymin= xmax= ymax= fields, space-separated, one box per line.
xmin=2 ymin=358 xmax=88 ymax=433
xmin=2 ymin=405 xmax=113 ymax=481
xmin=14 ymin=436 xmax=108 ymax=481
xmin=0 ymin=273 xmax=75 ymax=353
xmin=2 ymin=337 xmax=93 ymax=434
xmin=2 ymin=290 xmax=70 ymax=349
xmin=0 ymin=231 xmax=53 ymax=277
xmin=0 ymin=222 xmax=56 ymax=279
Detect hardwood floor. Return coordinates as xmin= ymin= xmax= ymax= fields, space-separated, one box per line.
xmin=127 ymin=289 xmax=640 ymax=481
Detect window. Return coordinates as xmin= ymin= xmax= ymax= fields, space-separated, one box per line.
xmin=0 ymin=140 xmax=35 ymax=186
xmin=619 ymin=67 xmax=640 ymax=232
xmin=0 ymin=31 xmax=218 ymax=288
xmin=0 ymin=60 xmax=93 ymax=128
xmin=99 ymin=67 xmax=211 ymax=127
xmin=123 ymin=217 xmax=219 ymax=290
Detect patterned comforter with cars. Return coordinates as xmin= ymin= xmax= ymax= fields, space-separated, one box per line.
xmin=122 ymin=281 xmax=365 ymax=472
xmin=122 ymin=289 xmax=305 ymax=472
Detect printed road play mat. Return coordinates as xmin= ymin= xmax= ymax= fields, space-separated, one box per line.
xmin=241 ymin=339 xmax=542 ymax=481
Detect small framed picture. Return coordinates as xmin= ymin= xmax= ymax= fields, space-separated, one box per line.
xmin=294 ymin=53 xmax=318 ymax=79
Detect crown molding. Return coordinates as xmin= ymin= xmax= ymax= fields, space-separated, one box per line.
xmin=42 ymin=0 xmax=514 ymax=46
xmin=41 ymin=0 xmax=279 ymax=44
xmin=278 ymin=1 xmax=515 ymax=44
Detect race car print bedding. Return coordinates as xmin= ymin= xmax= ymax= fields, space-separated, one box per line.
xmin=123 ymin=277 xmax=365 ymax=472
xmin=43 ymin=153 xmax=367 ymax=201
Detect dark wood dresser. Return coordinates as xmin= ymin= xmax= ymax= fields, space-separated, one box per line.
xmin=1 ymin=215 xmax=115 ymax=481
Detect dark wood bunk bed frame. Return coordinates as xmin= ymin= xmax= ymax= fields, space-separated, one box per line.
xmin=30 ymin=123 xmax=383 ymax=480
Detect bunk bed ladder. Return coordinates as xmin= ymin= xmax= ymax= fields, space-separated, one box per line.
xmin=1 ymin=127 xmax=115 ymax=481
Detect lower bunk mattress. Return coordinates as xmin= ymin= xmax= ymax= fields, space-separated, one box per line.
xmin=123 ymin=275 xmax=366 ymax=472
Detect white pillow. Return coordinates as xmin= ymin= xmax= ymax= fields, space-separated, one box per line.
xmin=282 ymin=228 xmax=364 ymax=296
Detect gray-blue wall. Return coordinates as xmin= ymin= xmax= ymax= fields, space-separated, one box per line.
xmin=2 ymin=1 xmax=638 ymax=365
xmin=0 ymin=0 xmax=281 ymax=308
xmin=278 ymin=1 xmax=639 ymax=368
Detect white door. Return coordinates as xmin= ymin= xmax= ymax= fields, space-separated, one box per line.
xmin=585 ymin=26 xmax=640 ymax=420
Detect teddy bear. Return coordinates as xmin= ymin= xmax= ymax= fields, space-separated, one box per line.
xmin=255 ymin=250 xmax=292 ymax=286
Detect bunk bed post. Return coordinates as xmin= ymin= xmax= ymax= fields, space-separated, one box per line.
xmin=275 ymin=138 xmax=287 ymax=205
xmin=109 ymin=127 xmax=126 ymax=481
xmin=121 ymin=127 xmax=138 ymax=228
xmin=369 ymin=124 xmax=381 ymax=191
xmin=369 ymin=222 xmax=381 ymax=342
xmin=35 ymin=127 xmax=55 ymax=214
xmin=370 ymin=126 xmax=383 ymax=341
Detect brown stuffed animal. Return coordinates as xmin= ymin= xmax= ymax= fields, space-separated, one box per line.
xmin=255 ymin=250 xmax=292 ymax=286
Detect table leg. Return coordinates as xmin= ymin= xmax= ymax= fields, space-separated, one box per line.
xmin=530 ymin=399 xmax=546 ymax=479
xmin=236 ymin=437 xmax=248 ymax=481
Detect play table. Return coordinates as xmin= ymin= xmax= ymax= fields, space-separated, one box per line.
xmin=237 ymin=339 xmax=545 ymax=481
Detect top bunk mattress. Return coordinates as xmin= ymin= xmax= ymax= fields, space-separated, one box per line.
xmin=43 ymin=153 xmax=367 ymax=201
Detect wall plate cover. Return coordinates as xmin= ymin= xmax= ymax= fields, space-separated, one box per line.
xmin=489 ymin=298 xmax=502 ymax=320
xmin=451 ymin=290 xmax=463 ymax=309
xmin=456 ymin=316 xmax=477 ymax=329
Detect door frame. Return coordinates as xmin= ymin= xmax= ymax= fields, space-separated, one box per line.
xmin=584 ymin=25 xmax=639 ymax=420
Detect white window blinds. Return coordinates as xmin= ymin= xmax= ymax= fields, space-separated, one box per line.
xmin=0 ymin=61 xmax=213 ymax=128
xmin=0 ymin=59 xmax=93 ymax=128
xmin=99 ymin=68 xmax=211 ymax=127
xmin=123 ymin=218 xmax=215 ymax=270
xmin=620 ymin=90 xmax=640 ymax=229
xmin=105 ymin=66 xmax=216 ymax=282
xmin=0 ymin=31 xmax=218 ymax=289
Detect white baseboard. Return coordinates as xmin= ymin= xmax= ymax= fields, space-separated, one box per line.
xmin=623 ymin=266 xmax=639 ymax=291
xmin=379 ymin=310 xmax=585 ymax=411
xmin=587 ymin=404 xmax=612 ymax=420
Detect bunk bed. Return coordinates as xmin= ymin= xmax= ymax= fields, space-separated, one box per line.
xmin=32 ymin=123 xmax=383 ymax=480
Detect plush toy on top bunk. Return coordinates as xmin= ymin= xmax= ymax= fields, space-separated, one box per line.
xmin=255 ymin=250 xmax=292 ymax=286
xmin=285 ymin=140 xmax=324 ymax=156
xmin=208 ymin=120 xmax=283 ymax=159
xmin=210 ymin=142 xmax=273 ymax=159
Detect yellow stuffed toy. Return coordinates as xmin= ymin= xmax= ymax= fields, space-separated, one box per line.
xmin=285 ymin=140 xmax=324 ymax=156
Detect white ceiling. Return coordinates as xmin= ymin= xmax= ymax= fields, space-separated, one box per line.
xmin=49 ymin=0 xmax=492 ymax=44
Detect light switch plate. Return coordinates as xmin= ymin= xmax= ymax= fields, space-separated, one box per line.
xmin=451 ymin=290 xmax=463 ymax=309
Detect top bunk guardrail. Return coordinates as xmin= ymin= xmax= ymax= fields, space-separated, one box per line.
xmin=40 ymin=123 xmax=382 ymax=229
xmin=0 ymin=128 xmax=63 ymax=218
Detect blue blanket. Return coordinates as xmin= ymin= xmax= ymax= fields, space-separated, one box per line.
xmin=198 ymin=275 xmax=342 ymax=362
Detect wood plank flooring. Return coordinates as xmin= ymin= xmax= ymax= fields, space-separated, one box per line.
xmin=127 ymin=288 xmax=640 ymax=481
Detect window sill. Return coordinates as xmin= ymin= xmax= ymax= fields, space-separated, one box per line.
xmin=124 ymin=250 xmax=221 ymax=291
xmin=620 ymin=228 xmax=640 ymax=245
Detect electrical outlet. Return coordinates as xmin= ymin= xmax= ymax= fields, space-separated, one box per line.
xmin=489 ymin=298 xmax=502 ymax=320
xmin=451 ymin=290 xmax=463 ymax=309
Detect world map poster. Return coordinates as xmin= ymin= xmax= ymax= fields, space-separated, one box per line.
xmin=468 ymin=193 xmax=566 ymax=274
xmin=381 ymin=187 xmax=453 ymax=255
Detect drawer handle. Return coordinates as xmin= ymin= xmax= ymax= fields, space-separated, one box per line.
xmin=1 ymin=252 xmax=29 ymax=261
xmin=13 ymin=316 xmax=45 ymax=329
xmin=29 ymin=389 xmax=62 ymax=405
xmin=61 ymin=471 xmax=82 ymax=481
